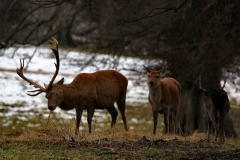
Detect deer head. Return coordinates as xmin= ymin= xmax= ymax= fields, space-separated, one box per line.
xmin=198 ymin=75 xmax=227 ymax=93
xmin=143 ymin=65 xmax=167 ymax=88
xmin=16 ymin=37 xmax=63 ymax=110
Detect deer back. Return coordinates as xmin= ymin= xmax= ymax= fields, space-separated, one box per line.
xmin=204 ymin=89 xmax=230 ymax=116
xmin=92 ymin=70 xmax=128 ymax=108
xmin=160 ymin=78 xmax=181 ymax=106
xmin=60 ymin=70 xmax=128 ymax=109
xmin=199 ymin=75 xmax=230 ymax=117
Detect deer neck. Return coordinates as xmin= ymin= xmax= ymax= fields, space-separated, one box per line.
xmin=149 ymin=83 xmax=162 ymax=98
xmin=149 ymin=83 xmax=166 ymax=111
xmin=58 ymin=84 xmax=79 ymax=110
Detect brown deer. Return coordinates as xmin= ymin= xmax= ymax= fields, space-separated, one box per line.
xmin=16 ymin=38 xmax=128 ymax=134
xmin=143 ymin=66 xmax=181 ymax=134
xmin=199 ymin=75 xmax=230 ymax=143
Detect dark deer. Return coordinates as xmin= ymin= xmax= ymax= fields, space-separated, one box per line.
xmin=16 ymin=38 xmax=128 ymax=134
xmin=143 ymin=66 xmax=181 ymax=134
xmin=199 ymin=75 xmax=230 ymax=143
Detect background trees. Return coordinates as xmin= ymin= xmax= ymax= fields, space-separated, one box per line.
xmin=1 ymin=0 xmax=239 ymax=137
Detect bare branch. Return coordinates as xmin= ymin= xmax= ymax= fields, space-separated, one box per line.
xmin=29 ymin=0 xmax=70 ymax=8
xmin=123 ymin=0 xmax=188 ymax=22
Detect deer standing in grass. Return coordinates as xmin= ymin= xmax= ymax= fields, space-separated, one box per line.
xmin=143 ymin=66 xmax=181 ymax=134
xmin=199 ymin=75 xmax=230 ymax=143
xmin=16 ymin=38 xmax=128 ymax=134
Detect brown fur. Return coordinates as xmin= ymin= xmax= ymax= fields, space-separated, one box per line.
xmin=47 ymin=70 xmax=128 ymax=134
xmin=16 ymin=38 xmax=128 ymax=134
xmin=144 ymin=66 xmax=181 ymax=134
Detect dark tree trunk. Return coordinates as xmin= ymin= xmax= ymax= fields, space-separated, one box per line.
xmin=56 ymin=27 xmax=75 ymax=46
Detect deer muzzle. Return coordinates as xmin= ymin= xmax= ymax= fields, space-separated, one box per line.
xmin=148 ymin=81 xmax=155 ymax=87
xmin=149 ymin=81 xmax=154 ymax=85
xmin=48 ymin=106 xmax=56 ymax=111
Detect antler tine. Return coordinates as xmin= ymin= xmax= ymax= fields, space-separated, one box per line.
xmin=20 ymin=58 xmax=24 ymax=69
xmin=27 ymin=88 xmax=43 ymax=96
xmin=27 ymin=90 xmax=44 ymax=96
xmin=27 ymin=89 xmax=42 ymax=92
xmin=49 ymin=37 xmax=58 ymax=51
xmin=16 ymin=59 xmax=45 ymax=96
xmin=221 ymin=77 xmax=227 ymax=89
xmin=44 ymin=37 xmax=60 ymax=92
xmin=16 ymin=38 xmax=60 ymax=95
xmin=198 ymin=75 xmax=207 ymax=92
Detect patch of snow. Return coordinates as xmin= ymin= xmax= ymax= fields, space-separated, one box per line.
xmin=0 ymin=46 xmax=157 ymax=121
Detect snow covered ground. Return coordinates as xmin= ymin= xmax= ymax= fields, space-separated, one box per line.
xmin=0 ymin=45 xmax=162 ymax=123
xmin=0 ymin=45 xmax=240 ymax=128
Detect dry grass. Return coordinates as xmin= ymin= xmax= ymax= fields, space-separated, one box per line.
xmin=1 ymin=103 xmax=240 ymax=159
xmin=15 ymin=115 xmax=240 ymax=145
xmin=1 ymin=115 xmax=240 ymax=160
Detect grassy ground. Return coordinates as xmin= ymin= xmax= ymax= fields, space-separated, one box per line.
xmin=1 ymin=125 xmax=240 ymax=160
xmin=1 ymin=103 xmax=240 ymax=159
xmin=1 ymin=107 xmax=240 ymax=160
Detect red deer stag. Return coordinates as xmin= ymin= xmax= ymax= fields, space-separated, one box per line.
xmin=143 ymin=66 xmax=181 ymax=134
xmin=16 ymin=38 xmax=128 ymax=134
xmin=199 ymin=75 xmax=230 ymax=143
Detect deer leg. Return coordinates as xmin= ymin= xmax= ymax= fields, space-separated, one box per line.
xmin=87 ymin=104 xmax=95 ymax=133
xmin=219 ymin=123 xmax=223 ymax=143
xmin=117 ymin=99 xmax=127 ymax=131
xmin=215 ymin=123 xmax=220 ymax=142
xmin=169 ymin=113 xmax=173 ymax=134
xmin=213 ymin=124 xmax=218 ymax=142
xmin=75 ymin=109 xmax=83 ymax=135
xmin=208 ymin=111 xmax=218 ymax=142
xmin=220 ymin=123 xmax=225 ymax=143
xmin=206 ymin=116 xmax=212 ymax=140
xmin=211 ymin=118 xmax=218 ymax=142
xmin=106 ymin=106 xmax=118 ymax=127
xmin=172 ymin=110 xmax=178 ymax=134
xmin=163 ymin=109 xmax=170 ymax=134
xmin=152 ymin=110 xmax=158 ymax=135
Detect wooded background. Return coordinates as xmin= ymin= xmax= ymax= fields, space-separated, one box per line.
xmin=0 ymin=0 xmax=240 ymax=137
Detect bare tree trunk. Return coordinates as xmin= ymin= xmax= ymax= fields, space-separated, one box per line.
xmin=178 ymin=86 xmax=206 ymax=135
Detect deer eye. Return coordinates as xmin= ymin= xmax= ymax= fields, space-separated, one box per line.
xmin=155 ymin=76 xmax=160 ymax=79
xmin=51 ymin=90 xmax=56 ymax=96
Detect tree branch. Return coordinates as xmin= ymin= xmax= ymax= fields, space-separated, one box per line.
xmin=123 ymin=0 xmax=188 ymax=22
xmin=29 ymin=0 xmax=70 ymax=8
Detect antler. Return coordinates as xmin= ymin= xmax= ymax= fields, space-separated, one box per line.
xmin=198 ymin=75 xmax=207 ymax=92
xmin=16 ymin=37 xmax=60 ymax=96
xmin=16 ymin=59 xmax=45 ymax=96
xmin=44 ymin=37 xmax=60 ymax=92
xmin=221 ymin=77 xmax=226 ymax=89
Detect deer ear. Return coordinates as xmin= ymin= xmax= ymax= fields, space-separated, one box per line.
xmin=143 ymin=65 xmax=151 ymax=73
xmin=57 ymin=78 xmax=64 ymax=85
xmin=159 ymin=66 xmax=167 ymax=74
